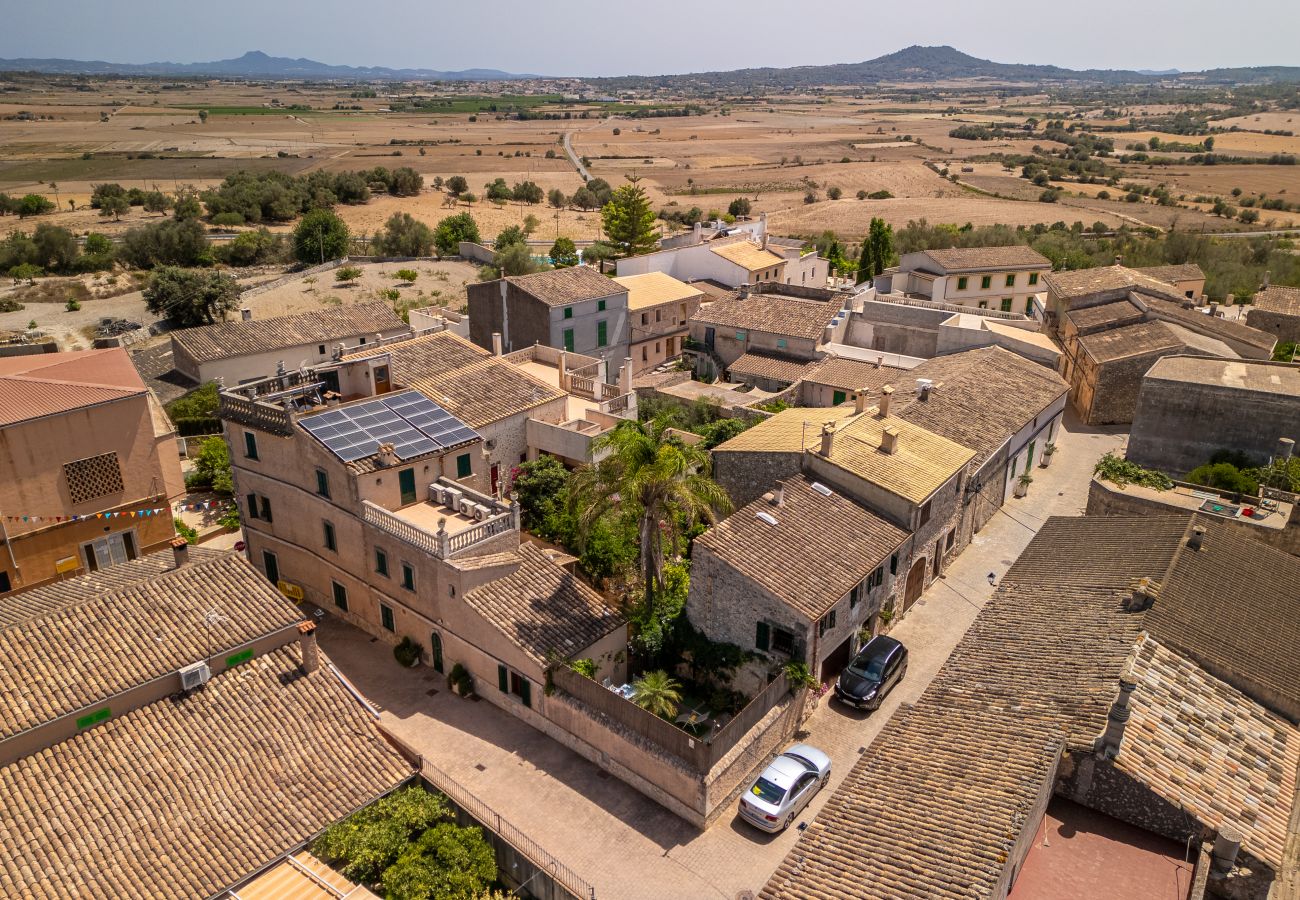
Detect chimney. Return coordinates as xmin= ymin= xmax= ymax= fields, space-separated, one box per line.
xmin=692 ymin=221 xmax=703 ymax=243
xmin=1279 ymin=437 xmax=1295 ymax=462
xmin=620 ymin=357 xmax=633 ymax=394
xmin=819 ymin=422 xmax=837 ymax=457
xmin=240 ymin=307 xmax=252 ymax=321
xmin=557 ymin=349 xmax=568 ymax=389
xmin=1188 ymin=524 xmax=1207 ymax=551
xmin=854 ymin=389 xmax=867 ymax=414
xmin=333 ymin=342 xmax=345 ymax=361
xmin=881 ymin=425 xmax=900 ymax=455
xmin=738 ymin=283 xmax=751 ymax=300
xmin=170 ymin=535 xmax=190 ymax=568
xmin=1098 ymin=672 xmax=1137 ymax=758
xmin=772 ymin=485 xmax=785 ymax=507
xmin=1225 ymin=293 xmax=1235 ymax=307
xmin=1209 ymin=301 xmax=1219 ymax=317
xmin=1212 ymin=825 xmax=1244 ymax=874
xmin=879 ymin=384 xmax=895 ymax=418
xmin=916 ymin=378 xmax=933 ymax=401
xmin=491 ymin=332 xmax=503 ymax=356
xmin=298 ymin=621 xmax=320 ymax=674
xmin=1263 ymin=270 xmax=1271 ymax=289
xmin=1114 ymin=254 xmax=1123 ymax=267
xmin=1127 ymin=576 xmax=1159 ymax=611
xmin=875 ymin=355 xmax=884 ymax=369
xmin=376 ymin=442 xmax=399 ymax=468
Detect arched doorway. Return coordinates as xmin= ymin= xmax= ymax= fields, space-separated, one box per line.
xmin=429 ymin=631 xmax=444 ymax=673
xmin=904 ymin=557 xmax=927 ymax=611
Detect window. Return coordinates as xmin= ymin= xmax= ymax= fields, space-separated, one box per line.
xmin=756 ymin=621 xmax=770 ymax=651
xmin=655 ymin=309 xmax=661 ymax=322
xmin=735 ymin=330 xmax=747 ymax=341
xmin=945 ymin=529 xmax=956 ymax=552
xmin=868 ymin=565 xmax=885 ymax=590
xmin=244 ymin=431 xmax=259 ymax=460
xmin=597 ymin=320 xmax=607 ymax=347
xmin=498 ymin=665 xmax=532 ymax=707
xmin=315 ymin=469 xmax=330 ymax=498
xmin=832 ymin=390 xmax=847 ymax=406
xmin=456 ymin=453 xmax=472 ymax=478
xmin=1025 ymin=297 xmax=1035 ymax=316
xmin=980 ymin=275 xmax=992 ymax=289
xmin=262 ymin=550 xmax=279 ymax=585
xmin=654 ymin=341 xmax=660 ymax=353
xmin=63 ymin=452 xmax=123 ymax=504
xmin=777 ymin=338 xmax=787 ymax=349
xmin=1005 ymin=274 xmax=1016 ymax=287
xmin=641 ymin=312 xmax=648 ymax=326
xmin=918 ymin=500 xmax=931 ymax=528
xmin=978 ymin=300 xmax=989 ymax=309
xmin=401 ymin=563 xmax=415 ymax=592
xmin=247 ymin=493 xmax=259 ymax=520
xmin=818 ymin=609 xmax=837 ymax=637
xmin=83 ymin=532 xmax=136 ymax=573
xmin=380 ymin=603 xmax=395 ymax=632
xmin=332 ymin=580 xmax=348 ymax=611
xmin=318 ymin=344 xmax=326 ymax=355
xmin=375 ymin=548 xmax=389 ymax=577
xmin=563 ymin=328 xmax=575 ymax=352
xmin=1028 ymin=272 xmax=1039 ymax=286
xmin=1001 ymin=298 xmax=1013 ymax=312
xmin=850 ymin=582 xmax=862 ymax=608
xmin=957 ymin=276 xmax=968 ymax=290
xmin=323 ymin=520 xmax=336 ymax=552
xmin=771 ymin=627 xmax=795 ymax=655
xmin=260 ymin=496 xmax=272 ymax=523
xmin=642 ymin=346 xmax=648 ymax=361
xmin=398 ymin=468 xmax=417 ymax=505
xmin=563 ymin=306 xmax=573 ymax=319
xmin=890 ymin=553 xmax=898 ymax=575
xmin=598 ymin=299 xmax=606 ymax=311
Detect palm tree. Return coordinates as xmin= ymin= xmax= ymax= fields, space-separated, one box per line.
xmin=630 ymin=670 xmax=682 ymax=719
xmin=569 ymin=418 xmax=731 ymax=612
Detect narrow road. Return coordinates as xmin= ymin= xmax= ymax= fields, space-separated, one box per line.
xmin=562 ymin=131 xmax=592 ymax=181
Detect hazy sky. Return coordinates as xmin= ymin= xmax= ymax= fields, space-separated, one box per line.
xmin=2 ymin=0 xmax=1295 ymax=76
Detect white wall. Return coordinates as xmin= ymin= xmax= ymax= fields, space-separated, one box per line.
xmin=615 ymin=243 xmax=751 ymax=287
xmin=197 ymin=327 xmax=409 ymax=386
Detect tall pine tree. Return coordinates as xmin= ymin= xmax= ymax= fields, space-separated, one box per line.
xmin=601 ymin=176 xmax=658 ymax=257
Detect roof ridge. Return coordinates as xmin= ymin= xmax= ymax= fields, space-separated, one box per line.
xmin=0 ymin=371 xmax=145 ymax=393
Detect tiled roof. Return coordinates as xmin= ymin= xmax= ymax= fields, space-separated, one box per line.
xmin=461 ymin=542 xmax=624 ymax=667
xmin=172 ymin=301 xmax=407 ymax=364
xmin=0 ymin=348 xmax=145 ymax=427
xmin=761 ymin=515 xmax=1192 ymax=900
xmin=1134 ymin=263 xmax=1204 ymax=284
xmin=691 ymin=294 xmax=840 ymax=341
xmin=710 ymin=240 xmax=786 ymax=272
xmin=918 ymin=245 xmax=1051 ymax=272
xmin=727 ymin=351 xmax=813 ymax=384
xmin=1144 ymin=356 xmax=1300 ymax=395
xmin=899 ymin=347 xmax=1067 ymax=467
xmin=0 ymin=551 xmax=303 ymax=740
xmin=696 ymin=476 xmax=907 ymax=620
xmin=825 ymin=411 xmax=976 ymax=504
xmin=349 ymin=331 xmax=565 ymax=429
xmin=0 ymin=644 xmax=413 ymax=900
xmin=712 ymin=406 xmax=857 ymax=454
xmin=506 ymin=266 xmax=623 ymax=306
xmin=1145 ymin=523 xmax=1300 ymax=717
xmin=1118 ymin=633 xmax=1299 ymax=869
xmin=613 ymin=271 xmax=703 ymax=310
xmin=1145 ymin=298 xmax=1276 ymax=353
xmin=688 ymin=278 xmax=735 ymax=303
xmin=802 ymin=356 xmax=906 ymax=394
xmin=1045 ymin=265 xmax=1186 ymax=302
xmin=1251 ymin=284 xmax=1300 ymax=316
xmin=1078 ymin=320 xmax=1186 ymax=363
xmin=1065 ymin=298 xmax=1146 ymax=333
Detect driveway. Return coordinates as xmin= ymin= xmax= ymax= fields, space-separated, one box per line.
xmin=319 ymin=410 xmax=1125 ymax=900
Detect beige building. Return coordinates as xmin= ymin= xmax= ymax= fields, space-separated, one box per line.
xmin=0 ymin=349 xmax=185 ymax=595
xmin=613 ymin=271 xmax=704 ymax=374
xmin=170 ymin=301 xmax=410 ymax=386
xmin=1246 ymin=282 xmax=1300 ymax=344
xmin=873 ymin=246 xmax=1052 ymax=316
xmin=1133 ymin=263 xmax=1205 ymax=300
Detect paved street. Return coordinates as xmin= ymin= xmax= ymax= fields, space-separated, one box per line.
xmin=320 ymin=411 xmax=1126 ymax=900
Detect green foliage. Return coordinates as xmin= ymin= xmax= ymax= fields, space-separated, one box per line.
xmin=445 ymin=175 xmax=468 ymax=196
xmin=31 ymin=223 xmax=78 ymax=271
xmin=547 ymin=188 xmax=568 ymax=209
xmin=782 ymin=661 xmax=819 ymax=690
xmin=512 ymin=456 xmax=571 ymax=536
xmin=484 ymin=178 xmax=512 ymax=203
xmin=727 ymin=197 xmax=752 ymax=218
xmin=8 ymin=263 xmax=41 ymax=284
xmin=184 ymin=436 xmax=234 ymax=494
xmin=1186 ymin=462 xmax=1259 ymax=496
xmin=512 ymin=180 xmax=544 ymax=204
xmin=447 ymin=662 xmax=473 ymax=694
xmin=1271 ymin=342 xmax=1297 ymax=362
xmin=601 ymin=178 xmax=658 ymax=257
xmin=375 ymin=213 xmax=435 ymax=257
xmin=83 ymin=232 xmax=112 ymax=256
xmin=335 ymin=265 xmax=363 ymax=283
xmin=1093 ymin=451 xmax=1173 ymax=491
xmin=173 ymin=518 xmax=199 ymax=544
xmin=215 ymin=227 xmax=288 ymax=267
xmin=754 ymin=399 xmax=790 ymax=414
xmin=549 ymin=236 xmax=579 ymax=268
xmin=857 ymin=217 xmax=896 ymax=284
xmin=119 ymin=218 xmax=211 ymax=268
xmin=394 ymin=268 xmax=419 ymax=283
xmin=65 ymin=297 xmax=80 ymax=311
xmin=311 ymin=786 xmax=452 ymax=885
xmin=494 ymin=225 xmax=527 ymax=251
xmin=630 ymin=670 xmax=682 ymax=719
xmin=18 ymin=194 xmax=55 ymax=217
xmin=494 ymin=242 xmax=541 ymax=277
xmin=294 ymin=209 xmax=350 ymax=265
xmin=378 ymin=821 xmax=496 ymax=900
xmin=393 ymin=636 xmax=422 ymax=667
xmin=166 ymin=382 xmax=219 ymax=421
xmin=433 ymin=212 xmax=480 ymax=256
xmin=144 ymin=267 xmax=240 ymax=327
xmin=568 ymin=658 xmax=598 ymax=678
xmin=696 ymin=416 xmax=751 ymax=449
xmin=1248 ymin=458 xmax=1300 ymax=492
xmin=826 ymin=186 xmax=843 ymax=200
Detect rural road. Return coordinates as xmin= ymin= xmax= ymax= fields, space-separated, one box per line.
xmin=562 ymin=117 xmax=615 ymax=182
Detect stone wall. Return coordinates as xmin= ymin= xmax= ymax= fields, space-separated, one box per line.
xmin=712 ymin=449 xmax=803 ymax=509
xmin=1245 ymin=308 xmax=1300 ymax=344
xmin=1088 ymin=348 xmax=1186 ymax=426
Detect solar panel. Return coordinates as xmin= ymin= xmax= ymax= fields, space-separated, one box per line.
xmin=300 ymin=391 xmax=480 ymax=464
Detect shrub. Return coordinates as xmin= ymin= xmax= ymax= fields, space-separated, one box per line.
xmin=173 ymin=518 xmax=199 ymax=544
xmin=866 ymin=189 xmax=893 ymax=199
xmin=1186 ymin=462 xmax=1258 ymax=496
xmin=783 ymin=661 xmax=818 ymax=690
xmin=568 ymin=658 xmax=598 ymax=678
xmin=447 ymin=663 xmax=473 ymax=694
xmin=335 ymin=265 xmax=363 ymax=283
xmin=826 ymin=186 xmax=842 ymax=200
xmin=1093 ymin=452 xmax=1173 ymax=491
xmin=393 ymin=268 xmax=418 ymax=283
xmin=65 ymin=298 xmax=80 ymax=311
xmin=210 ymin=211 xmax=245 ymax=227
xmin=393 ymin=636 xmax=421 ymax=667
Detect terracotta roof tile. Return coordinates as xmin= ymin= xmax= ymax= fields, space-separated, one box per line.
xmin=801 ymin=357 xmax=906 ymax=393
xmin=1078 ymin=320 xmax=1186 ymax=363
xmin=1045 ymin=265 xmax=1187 ymax=302
xmin=1134 ymin=263 xmax=1204 ymax=284
xmin=919 ymin=245 xmax=1051 ymax=272
xmin=691 ymin=294 xmax=841 ymax=341
xmin=172 ymin=301 xmax=407 ymax=364
xmin=613 ymin=271 xmax=704 ymax=310
xmin=505 ymin=266 xmax=624 ymax=306
xmin=1144 ymin=298 xmax=1276 ymax=353
xmin=1251 ymin=284 xmax=1300 ymax=317
xmin=825 ymin=411 xmax=976 ymax=504
xmin=727 ymin=351 xmax=813 ymax=384
xmin=0 ymin=348 xmax=145 ymax=426
xmin=710 ymin=241 xmax=786 ymax=272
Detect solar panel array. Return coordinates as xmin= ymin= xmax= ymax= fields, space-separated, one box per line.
xmin=300 ymin=391 xmax=479 ymax=464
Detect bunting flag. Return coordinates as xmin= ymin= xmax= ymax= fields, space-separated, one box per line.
xmin=4 ymin=499 xmax=236 ymax=523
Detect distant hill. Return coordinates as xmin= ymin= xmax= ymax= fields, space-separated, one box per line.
xmin=0 ymin=50 xmax=530 ymax=81
xmin=588 ymin=45 xmax=1300 ymax=90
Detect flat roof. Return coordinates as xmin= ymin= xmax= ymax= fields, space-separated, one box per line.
xmin=1145 ymin=355 xmax=1300 ymax=395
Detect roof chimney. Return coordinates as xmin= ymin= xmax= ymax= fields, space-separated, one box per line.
xmin=298 ymin=620 xmax=320 ymax=674
xmin=1212 ymin=826 xmax=1244 ymax=875
xmin=876 ymin=355 xmax=884 ymax=369
xmin=1114 ymin=254 xmax=1123 ymax=267
xmin=1279 ymin=437 xmax=1295 ymax=462
xmin=879 ymin=385 xmax=894 ymax=418
xmin=492 ymin=332 xmax=504 ymax=356
xmin=1263 ymin=270 xmax=1271 ymax=289
xmin=854 ymin=389 xmax=868 ymax=414
xmin=170 ymin=535 xmax=190 ymax=568
xmin=916 ymin=378 xmax=933 ymax=401
xmin=1225 ymin=293 xmax=1235 ymax=307
xmin=1188 ymin=524 xmax=1207 ymax=551
xmin=1098 ymin=672 xmax=1137 ymax=758
xmin=240 ymin=307 xmax=252 ymax=321
xmin=1127 ymin=576 xmax=1159 ymax=611
xmin=738 ymin=283 xmax=751 ymax=300
xmin=819 ymin=422 xmax=837 ymax=457
xmin=772 ymin=484 xmax=785 ymax=507
xmin=333 ymin=342 xmax=345 ymax=361
xmin=620 ymin=357 xmax=633 ymax=394
xmin=881 ymin=425 xmax=900 ymax=455
xmin=376 ymin=442 xmax=399 ymax=468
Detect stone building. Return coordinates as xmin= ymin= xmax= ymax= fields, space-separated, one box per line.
xmin=612 ymin=271 xmax=704 ymax=374
xmin=1246 ymin=283 xmax=1300 ymax=345
xmin=0 ymin=348 xmax=185 ymax=595
xmin=761 ymin=516 xmax=1300 ymax=900
xmin=872 ymin=245 xmax=1052 ymax=315
xmin=1133 ymin=263 xmax=1205 ymax=300
xmin=1126 ymin=356 xmax=1300 ymax=476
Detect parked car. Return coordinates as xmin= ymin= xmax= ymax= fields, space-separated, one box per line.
xmin=834 ymin=635 xmax=907 ymax=710
xmin=738 ymin=743 xmax=832 ymax=832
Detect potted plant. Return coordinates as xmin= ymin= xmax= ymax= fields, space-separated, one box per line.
xmin=448 ymin=663 xmax=474 ymax=698
xmin=393 ymin=636 xmax=421 ymax=668
xmin=1039 ymin=442 xmax=1057 ymax=469
xmin=1015 ymin=472 xmax=1033 ymax=498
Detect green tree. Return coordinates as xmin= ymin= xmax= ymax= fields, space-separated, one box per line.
xmin=374 ymin=212 xmax=435 ymax=257
xmin=494 ymin=225 xmax=527 ymax=251
xmin=143 ymin=267 xmax=241 ymax=327
xmin=856 ymin=216 xmax=895 ymax=282
xmin=485 ymin=178 xmax=512 ymax=202
xmin=569 ymin=418 xmax=731 ymax=647
xmin=1185 ymin=462 xmax=1258 ymax=496
xmin=142 ymin=190 xmax=170 ymax=214
xmin=335 ymin=265 xmax=363 ymax=283
xmin=198 ymin=109 xmax=209 ymax=123
xmin=215 ymin=228 xmax=286 ymax=267
xmin=98 ymin=194 xmax=130 ymax=221
xmin=312 ymin=787 xmax=451 ymax=885
xmin=727 ymin=197 xmax=751 ymax=218
xmin=119 ymin=218 xmax=211 ymax=268
xmin=31 ymin=224 xmax=78 ymax=271
xmin=293 ymin=208 xmax=349 ymax=264
xmin=571 ymin=186 xmax=598 ymax=211
xmin=547 ymin=188 xmax=568 ymax=209
xmin=494 ymin=242 xmax=539 ymax=276
xmin=630 ymin=670 xmax=682 ymax=719
xmin=512 ymin=180 xmax=543 ymax=204
xmin=827 ymin=186 xmax=843 ymax=200
xmin=445 ymin=175 xmax=468 ymax=196
xmin=17 ymin=194 xmax=55 ymax=217
xmin=172 ymin=188 xmax=202 ymax=220
xmin=83 ymin=232 xmax=112 ymax=257
xmin=601 ymin=177 xmax=658 ymax=257
xmin=394 ymin=268 xmax=418 ymax=283
xmin=184 ymin=436 xmax=234 ymax=494
xmin=379 ymin=822 xmax=496 ymax=900
xmin=433 ymin=212 xmax=480 ymax=256
xmin=550 ymin=236 xmax=579 ymax=268
xmin=523 ymin=213 xmax=541 ymax=235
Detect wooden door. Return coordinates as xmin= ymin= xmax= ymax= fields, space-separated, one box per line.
xmin=904 ymin=556 xmax=926 ymax=611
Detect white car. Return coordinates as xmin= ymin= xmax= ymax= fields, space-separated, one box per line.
xmin=738 ymin=743 xmax=832 ymax=832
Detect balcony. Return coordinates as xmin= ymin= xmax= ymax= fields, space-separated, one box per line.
xmin=363 ymin=478 xmax=519 ymax=559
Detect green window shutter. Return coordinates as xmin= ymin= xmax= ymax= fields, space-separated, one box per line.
xmin=563 ymin=306 xmax=573 ymax=319
xmin=1029 ymin=272 xmax=1039 ymax=285
xmin=1001 ymin=298 xmax=1013 ymax=312
xmin=498 ymin=664 xmax=509 ymax=692
xmin=598 ymin=299 xmax=606 ymax=311
xmin=247 ymin=493 xmax=259 ymax=520
xmin=597 ymin=320 xmax=607 ymax=347
xmin=456 ymin=453 xmax=472 ymax=478
xmin=1006 ymin=274 xmax=1016 ymax=287
xmin=832 ymin=390 xmax=846 ymax=406
xmin=981 ymin=275 xmax=992 ymax=289
xmin=756 ymin=621 xmax=770 ymax=651
xmin=244 ymin=431 xmax=258 ymax=459
xmin=260 ymin=496 xmax=272 ymax=523
xmin=375 ymin=549 xmax=388 ymax=576
xmin=398 ymin=468 xmax=417 ymax=504
xmin=563 ymin=329 xmax=575 ymax=352
xmin=957 ymin=277 xmax=968 ymax=290
xmin=520 ymin=678 xmax=532 ymax=708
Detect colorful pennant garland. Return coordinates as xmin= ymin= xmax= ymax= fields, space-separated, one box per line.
xmin=4 ymin=499 xmax=233 ymax=523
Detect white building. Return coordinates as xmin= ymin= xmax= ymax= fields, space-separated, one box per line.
xmin=873 ymin=246 xmax=1052 ymax=317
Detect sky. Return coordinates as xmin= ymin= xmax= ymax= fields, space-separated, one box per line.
xmin=1 ymin=0 xmax=1295 ymax=77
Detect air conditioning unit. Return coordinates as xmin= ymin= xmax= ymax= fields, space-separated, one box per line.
xmin=178 ymin=661 xmax=211 ymax=692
